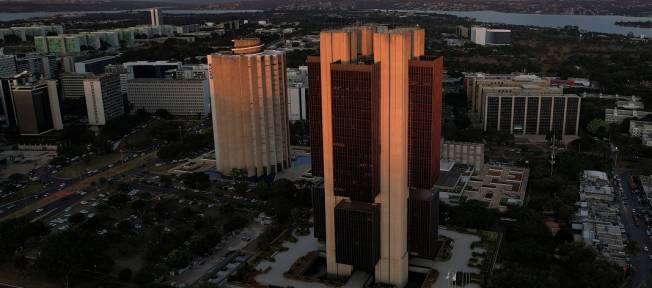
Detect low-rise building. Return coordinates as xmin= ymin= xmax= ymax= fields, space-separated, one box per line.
xmin=461 ymin=164 xmax=529 ymax=211
xmin=572 ymin=170 xmax=625 ymax=266
xmin=440 ymin=141 xmax=484 ymax=172
xmin=629 ymin=120 xmax=652 ymax=147
xmin=579 ymin=170 xmax=614 ymax=202
xmin=605 ymin=108 xmax=652 ymax=124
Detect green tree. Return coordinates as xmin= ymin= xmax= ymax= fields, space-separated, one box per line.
xmin=36 ymin=230 xmax=113 ymax=288
xmin=587 ymin=119 xmax=609 ymax=138
xmin=625 ymin=240 xmax=640 ymax=256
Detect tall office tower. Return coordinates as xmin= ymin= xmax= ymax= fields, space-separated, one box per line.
xmin=12 ymin=80 xmax=63 ymax=135
xmin=311 ymin=27 xmax=442 ymax=286
xmin=207 ymin=39 xmax=290 ymax=178
xmin=0 ymin=72 xmax=33 ymax=130
xmin=150 ymin=8 xmax=163 ymax=26
xmin=83 ymin=73 xmax=124 ymax=126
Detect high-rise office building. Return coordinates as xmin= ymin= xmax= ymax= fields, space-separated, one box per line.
xmin=12 ymin=80 xmax=63 ymax=135
xmin=310 ymin=27 xmax=442 ymax=286
xmin=207 ymin=38 xmax=290 ymax=178
xmin=60 ymin=73 xmax=92 ymax=99
xmin=150 ymin=8 xmax=163 ymax=26
xmin=84 ymin=73 xmax=124 ymax=126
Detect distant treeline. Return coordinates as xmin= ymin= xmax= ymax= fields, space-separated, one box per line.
xmin=615 ymin=20 xmax=652 ymax=28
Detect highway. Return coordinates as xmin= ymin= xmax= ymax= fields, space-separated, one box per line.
xmin=619 ymin=170 xmax=652 ymax=288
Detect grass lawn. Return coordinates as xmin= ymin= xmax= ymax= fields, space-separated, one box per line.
xmin=0 ymin=263 xmax=60 ymax=288
xmin=0 ymin=183 xmax=44 ymax=206
xmin=55 ymin=152 xmax=125 ymax=179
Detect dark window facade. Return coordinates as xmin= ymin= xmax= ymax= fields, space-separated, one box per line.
xmin=565 ymin=97 xmax=579 ymax=135
xmin=552 ymin=97 xmax=565 ymax=136
xmin=307 ymin=57 xmax=323 ymax=177
xmin=526 ymin=97 xmax=539 ymax=134
xmin=539 ymin=97 xmax=552 ymax=135
xmin=408 ymin=188 xmax=439 ymax=259
xmin=132 ymin=64 xmax=178 ymax=79
xmin=486 ymin=97 xmax=499 ymax=131
xmin=330 ymin=63 xmax=380 ymax=202
xmin=408 ymin=58 xmax=442 ymax=189
xmin=513 ymin=97 xmax=526 ymax=134
xmin=312 ymin=184 xmax=326 ymax=241
xmin=334 ymin=200 xmax=380 ymax=272
xmin=499 ymin=97 xmax=512 ymax=131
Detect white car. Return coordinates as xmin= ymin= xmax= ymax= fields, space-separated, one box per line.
xmin=35 ymin=208 xmax=44 ymax=213
xmin=80 ymin=210 xmax=89 ymax=214
xmin=81 ymin=201 xmax=89 ymax=205
xmin=644 ymin=246 xmax=649 ymax=252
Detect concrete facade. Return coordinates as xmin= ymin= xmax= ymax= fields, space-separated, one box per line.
xmin=84 ymin=73 xmax=124 ymax=126
xmin=441 ymin=141 xmax=484 ymax=171
xmin=126 ymin=78 xmax=209 ymax=117
xmin=207 ymin=39 xmax=290 ymax=177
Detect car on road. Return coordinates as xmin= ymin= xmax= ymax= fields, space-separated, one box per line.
xmin=644 ymin=246 xmax=649 ymax=252
xmin=35 ymin=208 xmax=43 ymax=213
xmin=81 ymin=201 xmax=88 ymax=205
xmin=80 ymin=209 xmax=89 ymax=214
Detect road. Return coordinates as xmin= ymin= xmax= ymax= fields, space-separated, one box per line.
xmin=619 ymin=170 xmax=652 ymax=288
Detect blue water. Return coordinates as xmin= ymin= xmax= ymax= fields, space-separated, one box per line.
xmin=1 ymin=9 xmax=650 ymax=37
xmin=413 ymin=10 xmax=652 ymax=38
xmin=292 ymin=155 xmax=311 ymax=167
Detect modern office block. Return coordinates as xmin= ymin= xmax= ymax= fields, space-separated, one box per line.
xmin=12 ymin=80 xmax=62 ymax=135
xmin=84 ymin=73 xmax=124 ymax=126
xmin=483 ymin=92 xmax=581 ymax=136
xmin=207 ymin=39 xmax=290 ymax=178
xmin=15 ymin=54 xmax=59 ymax=79
xmin=126 ymin=78 xmax=209 ymax=116
xmin=312 ymin=27 xmax=442 ymax=286
xmin=60 ymin=73 xmax=92 ymax=99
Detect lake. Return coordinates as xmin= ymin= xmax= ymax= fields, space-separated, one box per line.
xmin=415 ymin=10 xmax=652 ymax=38
xmin=0 ymin=9 xmax=262 ymax=22
xmin=1 ymin=9 xmax=651 ymax=38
